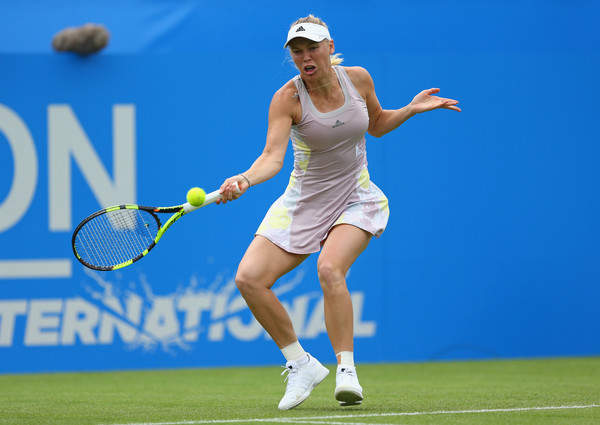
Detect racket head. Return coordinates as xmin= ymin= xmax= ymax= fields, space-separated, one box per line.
xmin=72 ymin=205 xmax=164 ymax=271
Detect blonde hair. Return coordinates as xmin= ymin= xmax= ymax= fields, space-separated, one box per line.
xmin=289 ymin=14 xmax=343 ymax=66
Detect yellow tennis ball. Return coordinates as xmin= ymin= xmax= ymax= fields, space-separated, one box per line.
xmin=186 ymin=187 xmax=206 ymax=207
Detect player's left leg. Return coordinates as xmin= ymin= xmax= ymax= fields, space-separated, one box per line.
xmin=318 ymin=224 xmax=371 ymax=406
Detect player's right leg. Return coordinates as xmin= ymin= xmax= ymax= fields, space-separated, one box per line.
xmin=235 ymin=236 xmax=329 ymax=410
xmin=235 ymin=235 xmax=308 ymax=347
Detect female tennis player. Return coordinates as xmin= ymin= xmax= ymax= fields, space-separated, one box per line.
xmin=218 ymin=15 xmax=460 ymax=410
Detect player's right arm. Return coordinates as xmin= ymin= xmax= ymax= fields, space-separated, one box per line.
xmin=218 ymin=81 xmax=298 ymax=202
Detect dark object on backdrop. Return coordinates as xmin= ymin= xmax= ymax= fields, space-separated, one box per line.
xmin=52 ymin=23 xmax=110 ymax=55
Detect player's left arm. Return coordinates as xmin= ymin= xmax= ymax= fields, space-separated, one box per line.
xmin=345 ymin=66 xmax=461 ymax=138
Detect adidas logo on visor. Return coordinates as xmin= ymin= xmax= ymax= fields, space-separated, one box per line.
xmin=296 ymin=26 xmax=305 ymax=32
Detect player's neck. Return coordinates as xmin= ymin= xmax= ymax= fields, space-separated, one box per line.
xmin=304 ymin=68 xmax=336 ymax=95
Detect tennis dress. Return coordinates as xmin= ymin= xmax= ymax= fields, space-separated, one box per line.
xmin=256 ymin=66 xmax=389 ymax=254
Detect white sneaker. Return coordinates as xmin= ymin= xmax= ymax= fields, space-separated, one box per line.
xmin=278 ymin=354 xmax=329 ymax=410
xmin=334 ymin=365 xmax=363 ymax=406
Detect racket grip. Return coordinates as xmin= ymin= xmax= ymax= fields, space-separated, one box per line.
xmin=182 ymin=181 xmax=240 ymax=213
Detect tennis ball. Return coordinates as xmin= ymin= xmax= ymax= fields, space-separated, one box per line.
xmin=186 ymin=187 xmax=206 ymax=207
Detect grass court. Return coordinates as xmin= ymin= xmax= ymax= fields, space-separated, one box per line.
xmin=1 ymin=357 xmax=598 ymax=425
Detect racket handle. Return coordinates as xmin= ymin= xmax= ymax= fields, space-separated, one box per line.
xmin=182 ymin=181 xmax=240 ymax=213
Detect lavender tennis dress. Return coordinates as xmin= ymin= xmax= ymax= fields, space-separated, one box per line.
xmin=256 ymin=66 xmax=389 ymax=254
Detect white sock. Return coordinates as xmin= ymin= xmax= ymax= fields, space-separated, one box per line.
xmin=281 ymin=341 xmax=308 ymax=365
xmin=336 ymin=351 xmax=354 ymax=367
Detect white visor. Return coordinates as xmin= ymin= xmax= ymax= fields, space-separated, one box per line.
xmin=284 ymin=23 xmax=331 ymax=48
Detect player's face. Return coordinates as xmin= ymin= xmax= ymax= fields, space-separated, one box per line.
xmin=289 ymin=38 xmax=334 ymax=79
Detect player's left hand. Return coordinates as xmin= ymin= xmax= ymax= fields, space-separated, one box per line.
xmin=409 ymin=88 xmax=461 ymax=114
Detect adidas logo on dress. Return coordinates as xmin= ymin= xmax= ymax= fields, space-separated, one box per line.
xmin=333 ymin=120 xmax=345 ymax=128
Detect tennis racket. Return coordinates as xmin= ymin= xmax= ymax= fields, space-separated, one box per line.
xmin=72 ymin=183 xmax=238 ymax=271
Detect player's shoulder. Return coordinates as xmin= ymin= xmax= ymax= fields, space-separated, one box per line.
xmin=269 ymin=79 xmax=301 ymax=122
xmin=271 ymin=78 xmax=299 ymax=105
xmin=341 ymin=66 xmax=373 ymax=88
xmin=341 ymin=66 xmax=371 ymax=80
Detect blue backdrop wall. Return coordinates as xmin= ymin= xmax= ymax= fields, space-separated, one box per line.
xmin=1 ymin=0 xmax=599 ymax=373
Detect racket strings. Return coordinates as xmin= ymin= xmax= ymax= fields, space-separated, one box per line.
xmin=74 ymin=209 xmax=160 ymax=268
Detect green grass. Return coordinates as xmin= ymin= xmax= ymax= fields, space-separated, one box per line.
xmin=0 ymin=357 xmax=599 ymax=425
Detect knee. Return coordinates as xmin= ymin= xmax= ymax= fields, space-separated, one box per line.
xmin=235 ymin=268 xmax=256 ymax=297
xmin=317 ymin=261 xmax=347 ymax=294
xmin=235 ymin=267 xmax=269 ymax=298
